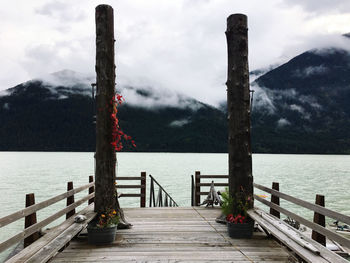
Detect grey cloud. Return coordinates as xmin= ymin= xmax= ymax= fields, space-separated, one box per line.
xmin=35 ymin=0 xmax=86 ymax=22
xmin=290 ymin=104 xmax=304 ymax=114
xmin=0 ymin=89 xmax=10 ymax=97
xmin=294 ymin=65 xmax=328 ymax=78
xmin=169 ymin=118 xmax=190 ymax=127
xmin=118 ymin=83 xmax=204 ymax=111
xmin=299 ymin=95 xmax=322 ymax=109
xmin=281 ymin=0 xmax=350 ymax=14
xmin=31 ymin=70 xmax=204 ymax=110
xmin=251 ymin=84 xmax=276 ymax=114
xmin=3 ymin=103 xmax=10 ymax=110
xmin=251 ymin=83 xmax=322 ymax=114
xmin=277 ymin=118 xmax=291 ymax=127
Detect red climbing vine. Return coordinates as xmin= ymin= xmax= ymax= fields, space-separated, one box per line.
xmin=110 ymin=94 xmax=136 ymax=152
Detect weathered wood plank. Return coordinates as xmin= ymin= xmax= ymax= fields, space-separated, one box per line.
xmin=198 ymin=175 xmax=229 ymax=178
xmin=256 ymin=209 xmax=349 ymax=263
xmin=254 ymin=195 xmax=350 ymax=248
xmin=2 ymin=194 xmax=94 ymax=255
xmin=52 ymin=251 xmax=250 ymax=261
xmin=116 ymin=177 xmax=142 ymax=180
xmin=248 ymin=209 xmax=329 ymax=263
xmin=116 ymin=185 xmax=144 ymax=189
xmin=48 ymin=207 xmax=292 ymax=263
xmin=26 ymin=210 xmax=96 ymax=263
xmin=5 ymin=204 xmax=95 ymax=263
xmin=254 ymin=183 xmax=350 ymax=225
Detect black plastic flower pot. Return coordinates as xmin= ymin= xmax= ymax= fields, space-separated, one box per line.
xmin=87 ymin=224 xmax=117 ymax=245
xmin=227 ymin=220 xmax=254 ymax=239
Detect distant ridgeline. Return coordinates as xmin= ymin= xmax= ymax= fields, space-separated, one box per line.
xmin=0 ymin=71 xmax=227 ymax=153
xmin=1 ymin=45 xmax=350 ymax=154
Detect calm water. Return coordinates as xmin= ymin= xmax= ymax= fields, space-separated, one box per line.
xmin=0 ymin=152 xmax=349 ymax=261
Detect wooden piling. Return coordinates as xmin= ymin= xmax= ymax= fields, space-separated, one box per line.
xmin=94 ymin=4 xmax=117 ymax=213
xmin=312 ymin=194 xmax=326 ymax=246
xmin=226 ymin=14 xmax=253 ymax=205
xmin=140 ymin=172 xmax=146 ymax=208
xmin=270 ymin=182 xmax=280 ymax=218
xmin=66 ymin=182 xmax=75 ymax=219
xmin=88 ymin=175 xmax=94 ymax=205
xmin=24 ymin=193 xmax=40 ymax=248
xmin=195 ymin=171 xmax=200 ymax=206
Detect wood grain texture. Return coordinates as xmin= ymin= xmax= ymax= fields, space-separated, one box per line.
xmin=254 ymin=183 xmax=350 ymax=225
xmin=50 ymin=207 xmax=293 ymax=263
xmin=6 ymin=204 xmax=96 ymax=263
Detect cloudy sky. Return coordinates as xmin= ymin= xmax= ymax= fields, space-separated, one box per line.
xmin=1 ymin=0 xmax=350 ymax=105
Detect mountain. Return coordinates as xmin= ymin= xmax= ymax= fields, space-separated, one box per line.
xmin=0 ymin=70 xmax=227 ymax=152
xmin=251 ymin=47 xmax=350 ymax=153
xmin=2 ymin=42 xmax=350 ymax=154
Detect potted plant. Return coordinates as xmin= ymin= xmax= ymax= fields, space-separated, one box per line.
xmin=87 ymin=209 xmax=119 ymax=245
xmin=221 ymin=187 xmax=254 ymax=238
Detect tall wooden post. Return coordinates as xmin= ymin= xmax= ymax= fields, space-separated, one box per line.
xmin=226 ymin=14 xmax=253 ymax=205
xmin=94 ymin=4 xmax=116 ymax=214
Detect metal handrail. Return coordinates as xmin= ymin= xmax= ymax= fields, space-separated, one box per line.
xmin=149 ymin=175 xmax=178 ymax=207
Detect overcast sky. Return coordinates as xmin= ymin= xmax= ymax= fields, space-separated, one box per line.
xmin=1 ymin=0 xmax=350 ymax=105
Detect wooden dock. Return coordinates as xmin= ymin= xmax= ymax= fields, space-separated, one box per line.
xmin=50 ymin=207 xmax=294 ymax=262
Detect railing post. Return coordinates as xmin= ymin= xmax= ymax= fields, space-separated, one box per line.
xmin=270 ymin=182 xmax=280 ymax=218
xmin=140 ymin=172 xmax=146 ymax=208
xmin=149 ymin=175 xmax=155 ymax=207
xmin=312 ymin=194 xmax=326 ymax=246
xmin=195 ymin=171 xmax=200 ymax=206
xmin=89 ymin=175 xmax=94 ymax=205
xmin=191 ymin=175 xmax=194 ymax=206
xmin=24 ymin=193 xmax=40 ymax=248
xmin=66 ymin=182 xmax=75 ymax=219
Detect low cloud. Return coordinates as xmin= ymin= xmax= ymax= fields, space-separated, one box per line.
xmin=294 ymin=65 xmax=328 ymax=78
xmin=299 ymin=95 xmax=322 ymax=109
xmin=29 ymin=70 xmax=204 ymax=110
xmin=119 ymin=85 xmax=203 ymax=110
xmin=277 ymin=118 xmax=291 ymax=127
xmin=169 ymin=118 xmax=190 ymax=127
xmin=251 ymin=84 xmax=322 ymax=118
xmin=251 ymin=84 xmax=276 ymax=114
xmin=3 ymin=103 xmax=10 ymax=110
xmin=290 ymin=104 xmax=304 ymax=114
xmin=0 ymin=89 xmax=10 ymax=97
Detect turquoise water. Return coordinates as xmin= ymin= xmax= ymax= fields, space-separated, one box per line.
xmin=0 ymin=152 xmax=349 ymax=261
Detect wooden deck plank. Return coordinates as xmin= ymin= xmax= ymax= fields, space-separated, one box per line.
xmin=50 ymin=207 xmax=293 ymax=263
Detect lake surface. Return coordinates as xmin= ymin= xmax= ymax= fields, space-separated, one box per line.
xmin=0 ymin=152 xmax=349 ymax=262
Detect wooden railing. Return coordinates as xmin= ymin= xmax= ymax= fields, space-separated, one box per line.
xmin=0 ymin=172 xmax=147 ymax=256
xmin=149 ymin=175 xmax=178 ymax=207
xmin=191 ymin=171 xmax=350 ymax=249
xmin=0 ymin=178 xmax=95 ymax=253
xmin=116 ymin=172 xmax=146 ymax=208
xmin=254 ymin=182 xmax=350 ymax=249
xmin=191 ymin=171 xmax=228 ymax=206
